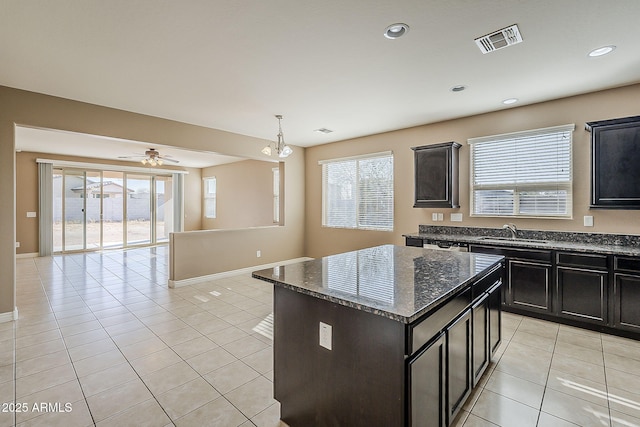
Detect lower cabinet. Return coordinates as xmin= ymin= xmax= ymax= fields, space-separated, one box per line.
xmin=408 ymin=265 xmax=502 ymax=427
xmin=470 ymin=245 xmax=552 ymax=314
xmin=447 ymin=310 xmax=472 ymax=422
xmin=509 ymin=260 xmax=552 ymax=312
xmin=472 ymin=294 xmax=489 ymax=386
xmin=409 ymin=334 xmax=446 ymax=427
xmin=556 ymin=252 xmax=608 ymax=325
xmin=488 ymin=283 xmax=502 ymax=355
xmin=614 ymin=256 xmax=640 ymax=332
xmin=472 ymin=283 xmax=502 ymax=386
xmin=409 ymin=310 xmax=473 ymax=427
xmin=613 ymin=274 xmax=640 ymax=331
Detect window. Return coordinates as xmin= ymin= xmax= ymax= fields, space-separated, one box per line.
xmin=204 ymin=177 xmax=216 ymax=218
xmin=469 ymin=124 xmax=574 ymax=218
xmin=320 ymin=152 xmax=393 ymax=231
xmin=272 ymin=167 xmax=280 ymax=223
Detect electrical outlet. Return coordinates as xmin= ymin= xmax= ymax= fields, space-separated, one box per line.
xmin=256 ymin=250 xmax=261 ymax=258
xmin=319 ymin=322 xmax=332 ymax=350
xmin=450 ymin=213 xmax=463 ymax=222
xmin=584 ymin=216 xmax=594 ymax=227
xmin=15 ymin=242 xmax=20 ymax=248
xmin=432 ymin=213 xmax=438 ymax=221
xmin=26 ymin=211 xmax=36 ymax=218
xmin=437 ymin=213 xmax=444 ymax=221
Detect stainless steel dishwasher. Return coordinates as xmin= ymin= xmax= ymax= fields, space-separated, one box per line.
xmin=423 ymin=241 xmax=469 ymax=252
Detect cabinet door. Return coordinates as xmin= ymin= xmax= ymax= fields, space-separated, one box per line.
xmin=508 ymin=260 xmax=552 ymax=312
xmin=408 ymin=333 xmax=446 ymax=427
xmin=472 ymin=294 xmax=489 ymax=386
xmin=614 ymin=274 xmax=640 ymax=332
xmin=413 ymin=142 xmax=460 ymax=208
xmin=447 ymin=309 xmax=472 ymax=424
xmin=488 ymin=283 xmax=502 ymax=357
xmin=557 ymin=267 xmax=608 ymax=324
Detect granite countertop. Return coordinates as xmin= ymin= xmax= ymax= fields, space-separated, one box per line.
xmin=404 ymin=227 xmax=640 ymax=257
xmin=252 ymin=244 xmax=503 ymax=324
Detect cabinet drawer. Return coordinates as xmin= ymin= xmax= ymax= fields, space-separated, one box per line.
xmin=615 ymin=256 xmax=640 ymax=273
xmin=472 ymin=265 xmax=502 ymax=301
xmin=557 ymin=252 xmax=608 ymax=270
xmin=408 ymin=287 xmax=471 ymax=355
xmin=406 ymin=237 xmax=424 ymax=247
xmin=471 ymin=245 xmax=552 ymax=263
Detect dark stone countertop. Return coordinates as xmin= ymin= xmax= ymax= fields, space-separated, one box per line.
xmin=252 ymin=244 xmax=503 ymax=324
xmin=404 ymin=226 xmax=640 ymax=257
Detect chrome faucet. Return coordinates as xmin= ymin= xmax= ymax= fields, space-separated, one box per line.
xmin=503 ymin=223 xmax=518 ymax=239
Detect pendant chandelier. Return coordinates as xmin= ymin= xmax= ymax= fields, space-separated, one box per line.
xmin=262 ymin=115 xmax=293 ymax=158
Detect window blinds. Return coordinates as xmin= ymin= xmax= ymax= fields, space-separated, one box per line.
xmin=321 ymin=152 xmax=393 ymax=231
xmin=468 ymin=124 xmax=574 ymax=218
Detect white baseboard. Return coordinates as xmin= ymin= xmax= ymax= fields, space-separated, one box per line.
xmin=16 ymin=252 xmax=38 ymax=259
xmin=0 ymin=307 xmax=18 ymax=323
xmin=168 ymin=257 xmax=313 ymax=288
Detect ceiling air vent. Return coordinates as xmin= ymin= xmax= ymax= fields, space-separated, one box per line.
xmin=475 ymin=24 xmax=522 ymax=54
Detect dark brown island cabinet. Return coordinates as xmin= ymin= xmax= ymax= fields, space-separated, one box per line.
xmin=252 ymin=245 xmax=504 ymax=427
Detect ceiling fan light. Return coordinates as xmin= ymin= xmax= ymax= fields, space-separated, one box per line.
xmin=141 ymin=159 xmax=147 ymax=165
xmin=150 ymin=159 xmax=157 ymax=166
xmin=279 ymin=145 xmax=293 ymax=158
xmin=157 ymin=159 xmax=163 ymax=166
xmin=262 ymin=145 xmax=272 ymax=156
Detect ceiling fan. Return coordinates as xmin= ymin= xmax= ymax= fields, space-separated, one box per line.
xmin=118 ymin=148 xmax=179 ymax=166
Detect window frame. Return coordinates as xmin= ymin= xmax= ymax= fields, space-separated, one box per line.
xmin=468 ymin=124 xmax=575 ymax=219
xmin=203 ymin=176 xmax=216 ymax=219
xmin=319 ymin=151 xmax=394 ymax=231
xmin=272 ymin=167 xmax=280 ymax=224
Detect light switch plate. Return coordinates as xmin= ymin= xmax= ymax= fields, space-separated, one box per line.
xmin=584 ymin=216 xmax=594 ymax=227
xmin=437 ymin=213 xmax=444 ymax=221
xmin=432 ymin=213 xmax=438 ymax=221
xmin=450 ymin=213 xmax=463 ymax=222
xmin=319 ymin=322 xmax=332 ymax=350
xmin=26 ymin=211 xmax=37 ymax=218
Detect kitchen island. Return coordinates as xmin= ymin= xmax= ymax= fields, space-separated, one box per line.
xmin=252 ymin=245 xmax=504 ymax=427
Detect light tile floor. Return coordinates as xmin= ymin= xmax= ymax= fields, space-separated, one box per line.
xmin=1 ymin=246 xmax=639 ymax=427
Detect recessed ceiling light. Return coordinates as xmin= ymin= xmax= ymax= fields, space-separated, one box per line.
xmin=451 ymin=85 xmax=466 ymax=92
xmin=314 ymin=128 xmax=333 ymax=134
xmin=588 ymin=45 xmax=616 ymax=57
xmin=384 ymin=23 xmax=409 ymax=39
xmin=502 ymin=98 xmax=518 ymax=105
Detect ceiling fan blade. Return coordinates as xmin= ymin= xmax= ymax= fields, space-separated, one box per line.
xmin=160 ymin=157 xmax=179 ymax=163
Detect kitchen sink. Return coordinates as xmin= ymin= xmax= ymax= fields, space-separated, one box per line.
xmin=477 ymin=236 xmax=549 ymax=244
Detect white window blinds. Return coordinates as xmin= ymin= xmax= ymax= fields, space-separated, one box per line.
xmin=321 ymin=152 xmax=393 ymax=231
xmin=204 ymin=177 xmax=216 ymax=219
xmin=468 ymin=124 xmax=574 ymax=218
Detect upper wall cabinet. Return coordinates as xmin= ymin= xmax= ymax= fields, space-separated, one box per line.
xmin=587 ymin=115 xmax=640 ymax=209
xmin=413 ymin=142 xmax=461 ymax=208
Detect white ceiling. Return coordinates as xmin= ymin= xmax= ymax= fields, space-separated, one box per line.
xmin=3 ymin=0 xmax=640 ymax=161
xmin=15 ymin=126 xmax=249 ymax=168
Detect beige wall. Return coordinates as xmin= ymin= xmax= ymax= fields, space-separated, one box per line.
xmin=0 ymin=85 xmax=306 ymax=316
xmin=15 ymin=151 xmax=199 ymax=255
xmin=202 ymin=159 xmax=278 ymax=229
xmin=304 ymin=83 xmax=640 ymax=258
xmin=170 ymin=148 xmax=304 ymax=281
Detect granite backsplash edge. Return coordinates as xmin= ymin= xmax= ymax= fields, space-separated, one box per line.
xmin=417 ymin=225 xmax=640 ymax=247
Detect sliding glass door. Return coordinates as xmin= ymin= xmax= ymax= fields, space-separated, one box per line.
xmin=102 ymin=171 xmax=124 ymax=248
xmin=52 ymin=167 xmax=172 ymax=253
